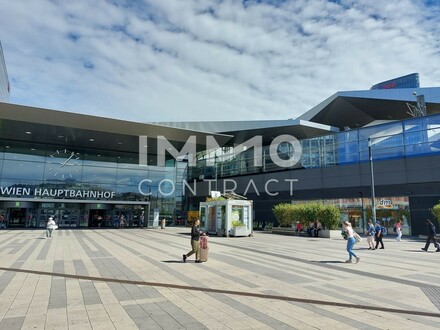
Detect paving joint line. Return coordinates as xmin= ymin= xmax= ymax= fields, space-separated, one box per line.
xmin=157 ymin=230 xmax=440 ymax=289
xmin=1 ymin=266 xmax=440 ymax=319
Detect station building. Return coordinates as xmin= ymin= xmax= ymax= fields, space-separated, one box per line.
xmin=0 ymin=102 xmax=230 ymax=229
xmin=161 ymin=75 xmax=440 ymax=236
xmin=1 ymin=73 xmax=440 ymax=235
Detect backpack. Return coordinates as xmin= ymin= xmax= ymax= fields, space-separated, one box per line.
xmin=382 ymin=227 xmax=388 ymax=236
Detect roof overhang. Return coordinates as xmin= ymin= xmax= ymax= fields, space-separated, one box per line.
xmin=298 ymin=88 xmax=440 ymax=129
xmin=219 ymin=119 xmax=339 ymax=145
xmin=0 ymin=102 xmax=233 ymax=156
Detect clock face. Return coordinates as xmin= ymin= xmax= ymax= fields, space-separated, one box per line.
xmin=48 ymin=149 xmax=81 ymax=179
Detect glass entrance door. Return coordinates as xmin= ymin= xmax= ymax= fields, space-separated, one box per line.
xmin=57 ymin=208 xmax=80 ymax=228
xmin=111 ymin=204 xmax=147 ymax=228
xmin=89 ymin=209 xmax=106 ymax=227
xmin=39 ymin=203 xmax=82 ymax=228
xmin=7 ymin=208 xmax=26 ymax=228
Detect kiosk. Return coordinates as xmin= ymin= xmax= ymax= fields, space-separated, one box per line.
xmin=199 ymin=196 xmax=253 ymax=237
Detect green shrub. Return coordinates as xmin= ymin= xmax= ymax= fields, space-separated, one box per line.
xmin=272 ymin=202 xmax=341 ymax=229
xmin=273 ymin=203 xmax=292 ymax=227
xmin=299 ymin=203 xmax=323 ymax=224
xmin=431 ymin=203 xmax=440 ymax=222
xmin=319 ymin=205 xmax=341 ymax=230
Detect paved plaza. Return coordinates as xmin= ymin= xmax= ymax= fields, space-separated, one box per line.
xmin=1 ymin=227 xmax=440 ymax=329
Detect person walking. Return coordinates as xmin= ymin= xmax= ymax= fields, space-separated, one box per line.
xmin=343 ymin=221 xmax=360 ymax=263
xmin=139 ymin=211 xmax=145 ymax=228
xmin=183 ymin=219 xmax=203 ymax=263
xmin=374 ymin=220 xmax=385 ymax=249
xmin=421 ymin=219 xmax=440 ymax=252
xmin=46 ymin=217 xmax=56 ymax=239
xmin=365 ymin=220 xmax=376 ymax=250
xmin=119 ymin=214 xmax=126 ymax=228
xmin=395 ymin=219 xmax=403 ymax=241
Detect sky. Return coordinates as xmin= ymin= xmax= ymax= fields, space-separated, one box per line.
xmin=0 ymin=0 xmax=440 ymax=123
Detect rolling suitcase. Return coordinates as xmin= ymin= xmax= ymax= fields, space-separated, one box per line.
xmin=199 ymin=235 xmax=209 ymax=262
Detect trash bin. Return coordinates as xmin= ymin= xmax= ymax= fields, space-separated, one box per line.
xmin=161 ymin=218 xmax=166 ymax=229
xmin=200 ymin=234 xmax=209 ymax=262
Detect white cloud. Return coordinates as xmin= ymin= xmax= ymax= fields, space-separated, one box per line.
xmin=0 ymin=0 xmax=439 ymax=122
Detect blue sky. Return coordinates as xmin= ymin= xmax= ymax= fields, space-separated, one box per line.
xmin=0 ymin=0 xmax=439 ymax=122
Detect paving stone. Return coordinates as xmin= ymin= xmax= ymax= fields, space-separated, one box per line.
xmin=0 ymin=316 xmax=25 ymax=330
xmin=1 ymin=228 xmax=440 ymax=329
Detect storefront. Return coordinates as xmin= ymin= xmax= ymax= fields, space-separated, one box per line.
xmin=0 ymin=199 xmax=149 ymax=228
xmin=295 ymin=196 xmax=411 ymax=234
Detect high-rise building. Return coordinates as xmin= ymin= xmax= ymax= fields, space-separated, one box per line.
xmin=0 ymin=41 xmax=10 ymax=102
xmin=370 ymin=73 xmax=420 ymax=90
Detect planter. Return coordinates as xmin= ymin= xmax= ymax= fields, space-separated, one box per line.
xmin=320 ymin=229 xmax=343 ymax=239
xmin=229 ymin=226 xmax=249 ymax=237
xmin=271 ymin=228 xmax=297 ymax=236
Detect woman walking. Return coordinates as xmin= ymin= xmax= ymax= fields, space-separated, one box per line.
xmin=343 ymin=221 xmax=360 ymax=263
xmin=46 ymin=217 xmax=56 ymax=239
xmin=395 ymin=219 xmax=403 ymax=241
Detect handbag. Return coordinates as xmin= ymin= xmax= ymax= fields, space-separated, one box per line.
xmin=341 ymin=230 xmax=348 ymax=240
xmin=353 ymin=231 xmax=362 ymax=243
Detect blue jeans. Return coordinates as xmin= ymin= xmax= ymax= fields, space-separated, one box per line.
xmin=346 ymin=237 xmax=357 ymax=259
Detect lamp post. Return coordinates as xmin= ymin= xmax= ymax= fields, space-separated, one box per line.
xmin=359 ymin=191 xmax=365 ymax=229
xmin=368 ymin=138 xmax=377 ymax=222
xmin=214 ymin=155 xmax=218 ymax=192
xmin=215 ymin=163 xmax=218 ymax=192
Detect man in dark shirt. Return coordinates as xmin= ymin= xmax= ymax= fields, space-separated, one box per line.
xmin=374 ymin=221 xmax=385 ymax=249
xmin=421 ymin=219 xmax=440 ymax=252
xmin=183 ymin=219 xmax=203 ymax=263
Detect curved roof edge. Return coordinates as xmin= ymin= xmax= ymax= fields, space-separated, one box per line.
xmin=298 ymin=87 xmax=440 ymax=129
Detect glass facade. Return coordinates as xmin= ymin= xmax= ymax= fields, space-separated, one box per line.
xmin=370 ymin=73 xmax=419 ymax=90
xmin=0 ymin=140 xmax=186 ymax=228
xmin=190 ymin=113 xmax=440 ymax=179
